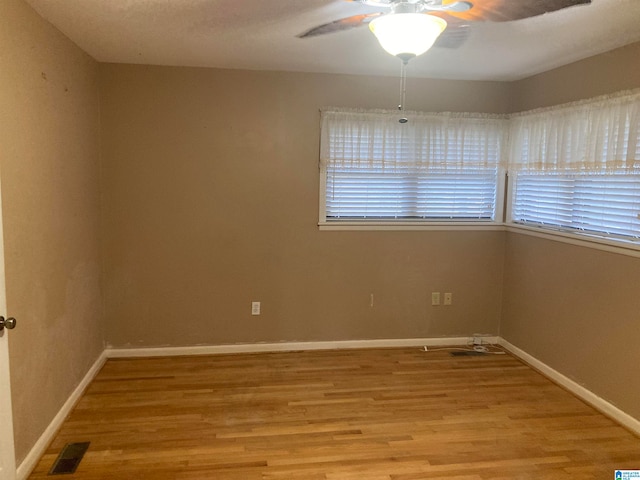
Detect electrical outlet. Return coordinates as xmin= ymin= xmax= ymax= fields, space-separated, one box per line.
xmin=431 ymin=292 xmax=440 ymax=306
xmin=443 ymin=292 xmax=452 ymax=305
xmin=251 ymin=301 xmax=261 ymax=315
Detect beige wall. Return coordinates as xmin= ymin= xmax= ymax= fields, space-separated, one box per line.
xmin=503 ymin=42 xmax=640 ymax=419
xmin=502 ymin=235 xmax=640 ymax=419
xmin=0 ymin=0 xmax=104 ymax=464
xmin=99 ymin=65 xmax=509 ymax=348
xmin=510 ymin=41 xmax=640 ymax=111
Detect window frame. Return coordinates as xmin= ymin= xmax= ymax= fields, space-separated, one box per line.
xmin=318 ymin=165 xmax=506 ymax=231
xmin=318 ymin=91 xmax=640 ymax=250
xmin=318 ymin=108 xmax=508 ymax=231
xmin=505 ymin=171 xmax=640 ymax=255
xmin=503 ymin=89 xmax=640 ymax=250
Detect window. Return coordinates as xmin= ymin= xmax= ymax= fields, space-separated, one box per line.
xmin=319 ymin=91 xmax=640 ymax=245
xmin=508 ymin=91 xmax=640 ymax=244
xmin=326 ymin=166 xmax=498 ymax=220
xmin=320 ymin=109 xmax=506 ymax=225
xmin=511 ymin=171 xmax=640 ymax=241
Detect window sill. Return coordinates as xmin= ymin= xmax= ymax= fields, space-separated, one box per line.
xmin=505 ymin=223 xmax=640 ymax=258
xmin=318 ymin=221 xmax=640 ymax=258
xmin=318 ymin=221 xmax=503 ymax=231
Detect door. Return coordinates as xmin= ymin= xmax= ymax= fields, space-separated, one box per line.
xmin=0 ymin=328 xmax=15 ymax=480
xmin=0 ymin=189 xmax=16 ymax=479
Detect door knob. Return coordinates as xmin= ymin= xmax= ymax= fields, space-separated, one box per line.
xmin=0 ymin=316 xmax=16 ymax=331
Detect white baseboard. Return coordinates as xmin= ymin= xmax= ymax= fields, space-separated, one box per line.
xmin=498 ymin=337 xmax=640 ymax=437
xmin=105 ymin=336 xmax=474 ymax=358
xmin=17 ymin=350 xmax=107 ymax=480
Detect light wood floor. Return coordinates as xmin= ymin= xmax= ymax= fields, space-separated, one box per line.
xmin=28 ymin=347 xmax=640 ymax=479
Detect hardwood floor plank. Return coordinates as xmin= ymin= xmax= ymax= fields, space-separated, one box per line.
xmin=26 ymin=348 xmax=640 ymax=479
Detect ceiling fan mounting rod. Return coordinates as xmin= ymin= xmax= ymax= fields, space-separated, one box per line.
xmin=360 ymin=0 xmax=471 ymax=12
xmin=388 ymin=0 xmax=435 ymax=5
xmin=398 ymin=59 xmax=408 ymax=112
xmin=390 ymin=3 xmax=424 ymax=14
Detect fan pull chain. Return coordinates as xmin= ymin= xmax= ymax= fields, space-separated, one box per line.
xmin=398 ymin=59 xmax=408 ymax=124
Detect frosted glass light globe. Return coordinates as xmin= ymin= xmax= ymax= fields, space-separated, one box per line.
xmin=369 ymin=13 xmax=447 ymax=59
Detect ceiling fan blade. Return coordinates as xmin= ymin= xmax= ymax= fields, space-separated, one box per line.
xmin=446 ymin=0 xmax=591 ymax=22
xmin=349 ymin=0 xmax=473 ymax=11
xmin=298 ymin=13 xmax=382 ymax=38
xmin=434 ymin=24 xmax=471 ymax=48
xmin=444 ymin=1 xmax=474 ymax=13
xmin=425 ymin=1 xmax=473 ymax=13
xmin=347 ymin=0 xmax=393 ymax=6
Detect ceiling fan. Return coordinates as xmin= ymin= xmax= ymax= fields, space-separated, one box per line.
xmin=299 ymin=0 xmax=592 ymax=52
xmin=299 ymin=0 xmax=591 ymax=122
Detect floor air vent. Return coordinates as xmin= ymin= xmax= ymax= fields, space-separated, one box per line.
xmin=48 ymin=442 xmax=90 ymax=475
xmin=450 ymin=351 xmax=487 ymax=356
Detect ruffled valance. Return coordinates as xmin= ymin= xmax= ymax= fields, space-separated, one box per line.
xmin=320 ymin=108 xmax=507 ymax=172
xmin=320 ymin=89 xmax=640 ymax=174
xmin=508 ymin=89 xmax=640 ymax=172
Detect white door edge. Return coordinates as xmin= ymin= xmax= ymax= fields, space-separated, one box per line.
xmin=0 ymin=173 xmax=16 ymax=479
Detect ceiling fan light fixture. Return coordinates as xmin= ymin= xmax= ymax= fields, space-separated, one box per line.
xmin=369 ymin=13 xmax=447 ymax=59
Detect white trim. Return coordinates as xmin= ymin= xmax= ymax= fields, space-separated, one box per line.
xmin=105 ymin=337 xmax=474 ymax=358
xmin=318 ymin=222 xmax=504 ymax=232
xmin=0 ymin=331 xmax=15 ymax=480
xmin=318 ymin=161 xmax=327 ymax=225
xmin=506 ymin=224 xmax=640 ymax=258
xmin=498 ymin=338 xmax=640 ymax=437
xmin=318 ymin=222 xmax=640 ymax=258
xmin=494 ymin=168 xmax=507 ymax=223
xmin=0 ymin=167 xmax=16 ymax=480
xmin=17 ymin=351 xmax=107 ymax=480
xmin=505 ymin=170 xmax=515 ymax=224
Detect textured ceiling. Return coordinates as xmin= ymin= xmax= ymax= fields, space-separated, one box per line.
xmin=24 ymin=0 xmax=640 ymax=81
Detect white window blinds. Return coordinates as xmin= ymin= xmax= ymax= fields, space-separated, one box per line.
xmin=509 ymin=90 xmax=640 ymax=242
xmin=320 ymin=108 xmax=507 ymax=221
xmin=512 ymin=171 xmax=640 ymax=240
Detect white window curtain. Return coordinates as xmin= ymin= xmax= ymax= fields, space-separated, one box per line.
xmin=509 ymin=89 xmax=640 ymax=242
xmin=318 ymin=93 xmax=640 ymax=235
xmin=320 ymin=108 xmax=508 ymax=173
xmin=320 ymin=108 xmax=507 ymax=221
xmin=509 ymin=90 xmax=640 ymax=173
